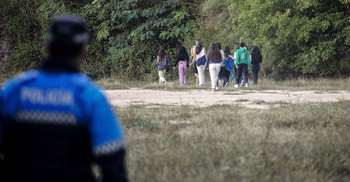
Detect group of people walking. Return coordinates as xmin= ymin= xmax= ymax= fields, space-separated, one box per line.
xmin=156 ymin=39 xmax=263 ymax=91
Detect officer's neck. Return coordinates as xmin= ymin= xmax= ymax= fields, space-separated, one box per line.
xmin=43 ymin=56 xmax=81 ymax=73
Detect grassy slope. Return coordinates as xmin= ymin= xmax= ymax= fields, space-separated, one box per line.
xmin=118 ymin=102 xmax=350 ymax=182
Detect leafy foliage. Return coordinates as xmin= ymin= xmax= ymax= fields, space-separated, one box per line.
xmin=229 ymin=0 xmax=350 ymax=79
xmin=83 ymin=0 xmax=196 ymax=79
xmin=1 ymin=0 xmax=350 ymax=79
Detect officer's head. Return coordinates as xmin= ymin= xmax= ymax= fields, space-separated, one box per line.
xmin=47 ymin=14 xmax=89 ymax=60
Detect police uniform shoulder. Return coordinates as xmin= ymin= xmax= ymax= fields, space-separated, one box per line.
xmin=2 ymin=70 xmax=40 ymax=90
xmin=70 ymin=73 xmax=92 ymax=85
xmin=70 ymin=73 xmax=102 ymax=91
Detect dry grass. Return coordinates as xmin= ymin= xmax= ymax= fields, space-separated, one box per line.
xmin=95 ymin=76 xmax=350 ymax=91
xmin=117 ymin=101 xmax=350 ymax=182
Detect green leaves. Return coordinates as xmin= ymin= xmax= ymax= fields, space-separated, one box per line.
xmin=82 ymin=0 xmax=196 ymax=79
xmin=230 ymin=0 xmax=350 ymax=78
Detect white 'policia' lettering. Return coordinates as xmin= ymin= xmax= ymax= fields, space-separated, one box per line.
xmin=21 ymin=87 xmax=74 ymax=106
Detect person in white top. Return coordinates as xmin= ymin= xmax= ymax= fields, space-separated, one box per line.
xmin=190 ymin=39 xmax=206 ymax=86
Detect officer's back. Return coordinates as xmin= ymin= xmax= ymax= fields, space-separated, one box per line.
xmin=0 ymin=14 xmax=128 ymax=182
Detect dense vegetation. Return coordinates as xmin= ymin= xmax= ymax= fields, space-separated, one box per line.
xmin=1 ymin=0 xmax=350 ymax=80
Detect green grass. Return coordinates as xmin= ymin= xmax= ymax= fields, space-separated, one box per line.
xmin=118 ymin=102 xmax=350 ymax=182
xmin=95 ymin=76 xmax=350 ymax=91
xmin=2 ymin=71 xmax=349 ymax=91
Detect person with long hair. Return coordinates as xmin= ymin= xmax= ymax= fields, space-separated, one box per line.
xmin=208 ymin=43 xmax=222 ymax=91
xmin=190 ymin=39 xmax=206 ymax=87
xmin=234 ymin=42 xmax=251 ymax=88
xmin=250 ymin=46 xmax=263 ymax=85
xmin=218 ymin=45 xmax=232 ymax=87
xmin=156 ymin=47 xmax=169 ymax=85
xmin=223 ymin=46 xmax=235 ymax=83
xmin=190 ymin=44 xmax=199 ymax=85
xmin=173 ymin=46 xmax=189 ymax=86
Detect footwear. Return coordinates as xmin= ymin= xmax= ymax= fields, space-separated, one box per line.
xmin=211 ymin=88 xmax=215 ymax=92
xmin=240 ymin=81 xmax=245 ymax=87
xmin=199 ymin=84 xmax=204 ymax=87
xmin=215 ymin=86 xmax=219 ymax=91
xmin=163 ymin=81 xmax=167 ymax=85
xmin=224 ymin=82 xmax=229 ymax=87
xmin=245 ymin=83 xmax=249 ymax=87
xmin=234 ymin=84 xmax=239 ymax=88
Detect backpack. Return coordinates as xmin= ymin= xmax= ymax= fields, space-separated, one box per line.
xmin=227 ymin=56 xmax=235 ymax=69
xmin=196 ymin=56 xmax=206 ymax=66
xmin=165 ymin=56 xmax=170 ymax=71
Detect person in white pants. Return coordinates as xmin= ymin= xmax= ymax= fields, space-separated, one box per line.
xmin=208 ymin=43 xmax=222 ymax=91
xmin=190 ymin=39 xmax=206 ymax=86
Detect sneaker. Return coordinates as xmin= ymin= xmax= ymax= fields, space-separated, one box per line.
xmin=245 ymin=83 xmax=249 ymax=87
xmin=240 ymin=81 xmax=245 ymax=87
xmin=199 ymin=84 xmax=204 ymax=87
xmin=224 ymin=82 xmax=229 ymax=87
xmin=234 ymin=84 xmax=239 ymax=88
xmin=211 ymin=88 xmax=215 ymax=92
xmin=163 ymin=81 xmax=167 ymax=85
xmin=215 ymin=86 xmax=219 ymax=91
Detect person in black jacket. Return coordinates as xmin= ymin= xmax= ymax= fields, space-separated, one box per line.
xmin=173 ymin=46 xmax=189 ymax=86
xmin=250 ymin=46 xmax=263 ymax=85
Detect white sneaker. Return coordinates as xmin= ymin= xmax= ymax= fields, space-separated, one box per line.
xmin=234 ymin=84 xmax=239 ymax=88
xmin=215 ymin=86 xmax=219 ymax=91
xmin=240 ymin=81 xmax=245 ymax=87
xmin=245 ymin=83 xmax=249 ymax=87
xmin=211 ymin=88 xmax=215 ymax=92
xmin=224 ymin=82 xmax=229 ymax=87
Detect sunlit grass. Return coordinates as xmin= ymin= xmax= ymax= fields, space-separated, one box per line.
xmin=95 ymin=75 xmax=350 ymax=91
xmin=118 ymin=101 xmax=350 ymax=182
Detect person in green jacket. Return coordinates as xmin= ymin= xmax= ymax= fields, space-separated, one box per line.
xmin=234 ymin=42 xmax=251 ymax=88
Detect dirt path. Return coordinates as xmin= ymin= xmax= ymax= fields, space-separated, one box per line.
xmin=105 ymin=89 xmax=350 ymax=109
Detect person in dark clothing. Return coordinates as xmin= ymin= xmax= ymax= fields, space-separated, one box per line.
xmin=216 ymin=43 xmax=228 ymax=87
xmin=0 ymin=14 xmax=128 ymax=182
xmin=250 ymin=46 xmax=263 ymax=85
xmin=221 ymin=46 xmax=233 ymax=87
xmin=156 ymin=47 xmax=169 ymax=85
xmin=173 ymin=46 xmax=189 ymax=85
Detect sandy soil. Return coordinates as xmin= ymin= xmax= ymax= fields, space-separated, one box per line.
xmin=105 ymin=89 xmax=350 ymax=109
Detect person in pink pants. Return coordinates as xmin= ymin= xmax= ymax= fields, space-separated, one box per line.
xmin=173 ymin=46 xmax=189 ymax=86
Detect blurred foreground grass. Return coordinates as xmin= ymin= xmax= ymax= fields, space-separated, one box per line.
xmin=118 ymin=101 xmax=350 ymax=182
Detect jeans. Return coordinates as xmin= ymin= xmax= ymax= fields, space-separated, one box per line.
xmin=209 ymin=63 xmax=221 ymax=89
xmin=197 ymin=65 xmax=206 ymax=85
xmin=236 ymin=64 xmax=248 ymax=85
xmin=178 ymin=61 xmax=187 ymax=85
xmin=251 ymin=64 xmax=260 ymax=85
xmin=219 ymin=67 xmax=230 ymax=86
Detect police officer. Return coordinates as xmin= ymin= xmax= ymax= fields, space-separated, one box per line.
xmin=0 ymin=14 xmax=128 ymax=182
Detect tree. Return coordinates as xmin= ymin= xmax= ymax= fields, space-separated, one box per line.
xmin=230 ymin=0 xmax=350 ymax=79
xmin=84 ymin=0 xmax=195 ymax=79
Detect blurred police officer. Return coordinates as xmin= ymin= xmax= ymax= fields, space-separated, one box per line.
xmin=0 ymin=14 xmax=128 ymax=182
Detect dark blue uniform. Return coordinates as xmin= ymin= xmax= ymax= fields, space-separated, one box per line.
xmin=0 ymin=59 xmax=128 ymax=182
